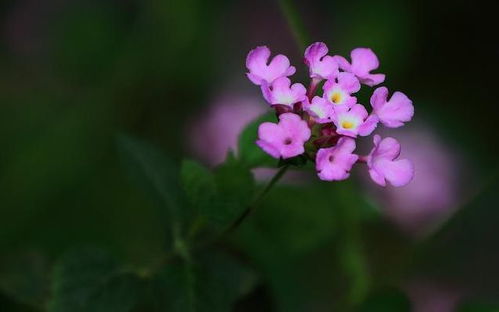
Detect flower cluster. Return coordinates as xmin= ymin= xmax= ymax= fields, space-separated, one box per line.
xmin=246 ymin=42 xmax=415 ymax=187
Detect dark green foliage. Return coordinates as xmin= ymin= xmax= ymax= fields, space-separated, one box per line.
xmin=49 ymin=248 xmax=141 ymax=312
xmin=458 ymin=302 xmax=499 ymax=312
xmin=357 ymin=289 xmax=411 ymax=312
xmin=116 ymin=134 xmax=181 ymax=222
xmin=153 ymin=252 xmax=256 ymax=312
xmin=0 ymin=251 xmax=51 ymax=309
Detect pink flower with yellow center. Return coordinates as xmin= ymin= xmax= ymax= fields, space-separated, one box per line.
xmin=323 ymin=72 xmax=361 ymax=111
xmin=332 ymin=104 xmax=379 ymax=138
xmin=245 ymin=42 xmax=416 ymax=187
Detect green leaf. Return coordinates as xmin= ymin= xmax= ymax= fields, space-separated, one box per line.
xmin=207 ymin=158 xmax=255 ymax=227
xmin=154 ymin=252 xmax=257 ymax=312
xmin=238 ymin=113 xmax=277 ymax=168
xmin=180 ymin=159 xmax=216 ymax=211
xmin=357 ymin=289 xmax=411 ymax=312
xmin=0 ymin=251 xmax=50 ymax=309
xmin=116 ymin=134 xmax=180 ymax=221
xmin=49 ymin=248 xmax=140 ymax=312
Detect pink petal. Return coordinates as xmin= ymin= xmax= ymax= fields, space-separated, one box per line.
xmin=368 ymin=167 xmax=387 ymax=186
xmin=358 ymin=114 xmax=379 ymax=136
xmin=267 ymin=54 xmax=295 ymax=80
xmin=373 ymin=136 xmax=401 ymax=160
xmin=378 ymin=158 xmax=414 ymax=187
xmin=304 ymin=42 xmax=339 ymax=79
xmin=279 ymin=113 xmax=311 ymax=142
xmin=361 ymin=73 xmax=385 ymax=87
xmin=258 ymin=122 xmax=284 ymax=143
xmin=349 ymin=104 xmax=369 ymax=120
xmin=337 ymin=72 xmax=361 ymax=93
xmin=350 ymin=48 xmax=380 ymax=74
xmin=246 ymin=46 xmax=295 ymax=85
xmin=332 ymin=55 xmax=351 ymax=71
xmin=377 ymin=91 xmax=414 ymax=128
xmin=370 ymin=87 xmax=389 ymax=111
xmin=256 ymin=140 xmax=281 ymax=159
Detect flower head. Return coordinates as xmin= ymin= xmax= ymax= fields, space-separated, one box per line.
xmin=261 ymin=77 xmax=306 ymax=107
xmin=316 ymin=137 xmax=358 ymax=181
xmin=332 ymin=104 xmax=379 ymax=137
xmin=323 ymin=72 xmax=361 ymax=110
xmin=333 ymin=48 xmax=385 ymax=87
xmin=304 ymin=42 xmax=339 ymax=80
xmin=367 ymin=135 xmax=414 ymax=187
xmin=257 ymin=113 xmax=311 ymax=159
xmin=246 ymin=46 xmax=296 ymax=85
xmin=370 ymin=87 xmax=414 ymax=128
xmin=303 ymin=96 xmax=334 ymax=124
xmin=246 ymin=42 xmax=415 ymax=188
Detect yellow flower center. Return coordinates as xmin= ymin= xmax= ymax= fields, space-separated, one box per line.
xmin=341 ymin=120 xmax=354 ymax=129
xmin=330 ymin=92 xmax=342 ymax=104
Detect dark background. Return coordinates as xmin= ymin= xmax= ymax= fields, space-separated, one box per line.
xmin=1 ymin=0 xmax=498 ymax=311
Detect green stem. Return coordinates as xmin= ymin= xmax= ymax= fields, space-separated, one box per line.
xmin=223 ymin=164 xmax=290 ymax=235
xmin=277 ymin=0 xmax=310 ymax=51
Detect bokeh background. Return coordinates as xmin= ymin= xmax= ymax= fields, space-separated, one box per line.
xmin=1 ymin=0 xmax=498 ymax=311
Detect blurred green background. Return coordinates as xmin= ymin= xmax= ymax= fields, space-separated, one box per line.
xmin=1 ymin=0 xmax=498 ymax=311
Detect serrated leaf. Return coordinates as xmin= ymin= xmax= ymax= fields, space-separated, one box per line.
xmin=154 ymin=252 xmax=257 ymax=312
xmin=116 ymin=134 xmax=180 ymax=221
xmin=180 ymin=159 xmax=216 ymax=211
xmin=49 ymin=248 xmax=140 ymax=312
xmin=238 ymin=113 xmax=277 ymax=168
xmin=0 ymin=251 xmax=50 ymax=309
xmin=206 ymin=159 xmax=255 ymax=227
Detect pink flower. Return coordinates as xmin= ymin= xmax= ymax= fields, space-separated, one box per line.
xmin=256 ymin=113 xmax=311 ymax=159
xmin=333 ymin=48 xmax=385 ymax=87
xmin=332 ymin=104 xmax=379 ymax=137
xmin=316 ymin=137 xmax=358 ymax=181
xmin=370 ymin=87 xmax=414 ymax=128
xmin=261 ymin=77 xmax=306 ymax=107
xmin=246 ymin=46 xmax=296 ymax=85
xmin=367 ymin=135 xmax=414 ymax=187
xmin=304 ymin=42 xmax=339 ymax=80
xmin=303 ymin=96 xmax=334 ymax=124
xmin=323 ymin=72 xmax=361 ymax=110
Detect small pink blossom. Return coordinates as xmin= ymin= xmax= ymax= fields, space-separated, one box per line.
xmin=370 ymin=87 xmax=414 ymax=128
xmin=333 ymin=48 xmax=385 ymax=87
xmin=332 ymin=104 xmax=379 ymax=137
xmin=261 ymin=77 xmax=306 ymax=107
xmin=316 ymin=137 xmax=358 ymax=181
xmin=304 ymin=42 xmax=339 ymax=80
xmin=367 ymin=135 xmax=414 ymax=187
xmin=257 ymin=113 xmax=311 ymax=159
xmin=323 ymin=72 xmax=360 ymax=110
xmin=246 ymin=46 xmax=296 ymax=86
xmin=303 ymin=96 xmax=334 ymax=124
